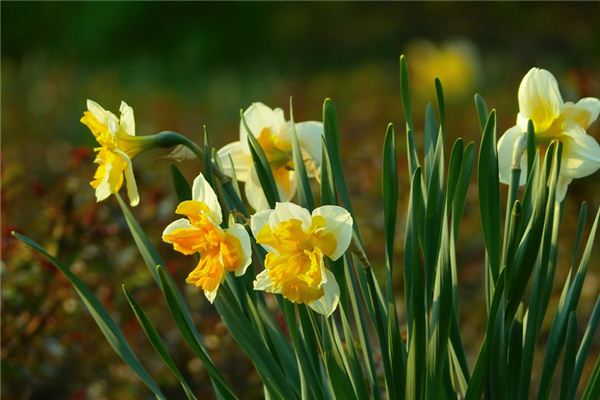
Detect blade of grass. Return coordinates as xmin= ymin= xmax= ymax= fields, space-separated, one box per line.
xmin=13 ymin=232 xmax=166 ymax=400
xmin=122 ymin=285 xmax=197 ymax=400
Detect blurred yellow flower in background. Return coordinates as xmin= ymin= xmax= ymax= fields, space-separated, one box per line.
xmin=497 ymin=68 xmax=600 ymax=201
xmin=250 ymin=202 xmax=353 ymax=316
xmin=80 ymin=100 xmax=154 ymax=206
xmin=405 ymin=39 xmax=480 ymax=102
xmin=217 ymin=102 xmax=323 ymax=211
xmin=162 ymin=173 xmax=252 ymax=302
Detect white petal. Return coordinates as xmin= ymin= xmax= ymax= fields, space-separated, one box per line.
xmin=107 ymin=113 xmax=120 ymax=136
xmin=561 ymin=98 xmax=600 ymax=129
xmin=217 ymin=141 xmax=252 ymax=181
xmin=122 ymin=154 xmax=140 ymax=207
xmin=226 ymin=223 xmax=253 ymax=277
xmin=497 ymin=125 xmax=528 ymax=186
xmin=119 ymin=101 xmax=136 ymax=136
xmin=312 ymin=205 xmax=353 ymax=260
xmin=518 ymin=68 xmax=563 ymax=133
xmin=94 ymin=162 xmax=112 ymax=202
xmin=253 ymin=269 xmax=276 ymax=292
xmin=87 ymin=99 xmax=108 ymax=123
xmin=560 ymin=123 xmax=600 ymax=179
xmin=204 ymin=288 xmax=218 ymax=303
xmin=162 ymin=218 xmax=193 ymax=237
xmin=250 ymin=209 xmax=274 ymax=238
xmin=295 ymin=121 xmax=324 ymax=172
xmin=191 ymin=173 xmax=222 ymax=224
xmin=239 ymin=102 xmax=287 ymax=145
xmin=555 ymin=176 xmax=572 ymax=203
xmin=245 ymin=167 xmax=271 ymax=211
xmin=270 ymin=202 xmax=312 ymax=231
xmin=275 ymin=169 xmax=297 ymax=202
xmin=307 ymin=269 xmax=339 ymax=317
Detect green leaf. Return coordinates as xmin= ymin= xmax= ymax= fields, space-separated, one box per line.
xmin=404 ymin=167 xmax=426 ymax=400
xmin=570 ymin=297 xmax=600 ymax=399
xmin=424 ymin=103 xmax=439 ymax=185
xmin=399 ymin=54 xmax=415 ymax=132
xmin=477 ymin=109 xmax=501 ymax=283
xmin=382 ymin=123 xmax=398 ymax=286
xmin=170 ymin=164 xmax=192 ymax=202
xmin=582 ymin=355 xmax=600 ymax=400
xmin=452 ymin=141 xmax=475 ymax=239
xmin=434 ymin=77 xmax=446 ymax=141
xmin=290 ymin=99 xmax=314 ymax=210
xmin=244 ymin=111 xmax=280 ymax=208
xmin=537 ymin=208 xmax=600 ymax=400
xmin=559 ymin=312 xmax=578 ymax=400
xmin=474 ymin=93 xmax=489 ymax=132
xmin=123 ymin=285 xmax=197 ymax=400
xmin=12 ymin=232 xmax=166 ymax=400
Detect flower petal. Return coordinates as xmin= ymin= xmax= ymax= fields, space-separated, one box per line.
xmin=240 ymin=102 xmax=287 ymax=145
xmin=250 ymin=209 xmax=274 ymax=238
xmin=191 ymin=173 xmax=222 ymax=224
xmin=245 ymin=167 xmax=271 ymax=211
xmin=122 ymin=154 xmax=140 ymax=206
xmin=561 ymin=98 xmax=600 ymax=130
xmin=556 ymin=175 xmax=572 ymax=203
xmin=163 ymin=218 xmax=193 ymax=236
xmin=253 ymin=269 xmax=276 ymax=292
xmin=497 ymin=125 xmax=528 ymax=186
xmin=295 ymin=121 xmax=324 ymax=175
xmin=87 ymin=99 xmax=108 ymax=123
xmin=312 ymin=205 xmax=353 ymax=260
xmin=225 ymin=222 xmax=253 ymax=277
xmin=274 ymin=167 xmax=297 ymax=202
xmin=270 ymin=202 xmax=312 ymax=231
xmin=119 ymin=101 xmax=136 ymax=136
xmin=517 ymin=68 xmax=563 ymax=133
xmin=560 ymin=123 xmax=600 ymax=179
xmin=307 ymin=269 xmax=340 ymax=317
xmin=217 ymin=141 xmax=252 ymax=182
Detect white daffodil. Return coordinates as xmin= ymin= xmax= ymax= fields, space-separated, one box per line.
xmin=81 ymin=100 xmax=155 ymax=206
xmin=497 ymin=68 xmax=600 ymax=201
xmin=250 ymin=202 xmax=353 ymax=317
xmin=162 ymin=173 xmax=252 ymax=302
xmin=217 ymin=102 xmax=323 ymax=211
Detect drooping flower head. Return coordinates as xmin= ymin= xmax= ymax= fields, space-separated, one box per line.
xmin=81 ymin=100 xmax=154 ymax=206
xmin=251 ymin=202 xmax=353 ymax=316
xmin=217 ymin=102 xmax=323 ymax=211
xmin=162 ymin=173 xmax=252 ymax=302
xmin=497 ymin=68 xmax=600 ymax=201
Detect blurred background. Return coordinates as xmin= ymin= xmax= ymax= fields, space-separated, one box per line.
xmin=2 ymin=2 xmax=599 ymax=399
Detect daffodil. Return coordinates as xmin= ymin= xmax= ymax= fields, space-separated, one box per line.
xmin=217 ymin=102 xmax=323 ymax=211
xmin=498 ymin=68 xmax=600 ymax=201
xmin=250 ymin=202 xmax=353 ymax=316
xmin=81 ymin=100 xmax=155 ymax=206
xmin=162 ymin=173 xmax=252 ymax=302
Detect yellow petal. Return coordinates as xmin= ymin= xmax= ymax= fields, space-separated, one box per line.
xmin=186 ymin=250 xmax=225 ymax=303
xmin=518 ymin=68 xmax=563 ymax=133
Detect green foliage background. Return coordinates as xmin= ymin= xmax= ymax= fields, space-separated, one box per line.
xmin=2 ymin=2 xmax=599 ymax=399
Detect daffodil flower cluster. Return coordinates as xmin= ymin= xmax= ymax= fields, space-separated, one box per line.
xmin=497 ymin=68 xmax=600 ymax=200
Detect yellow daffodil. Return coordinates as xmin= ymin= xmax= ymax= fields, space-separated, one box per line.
xmin=498 ymin=68 xmax=600 ymax=201
xmin=405 ymin=39 xmax=480 ymax=101
xmin=217 ymin=102 xmax=323 ymax=211
xmin=250 ymin=202 xmax=353 ymax=316
xmin=81 ymin=100 xmax=155 ymax=206
xmin=162 ymin=173 xmax=252 ymax=302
